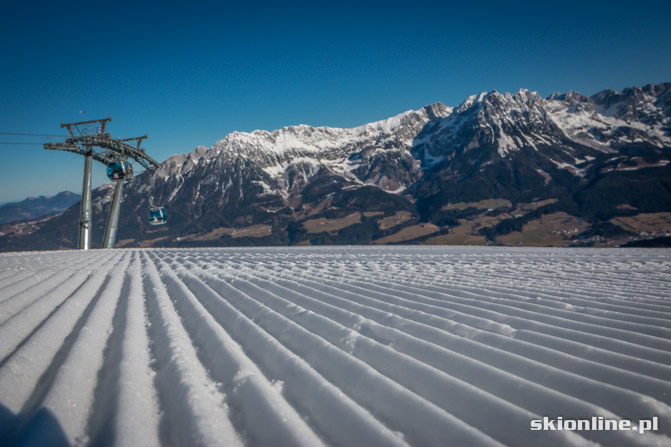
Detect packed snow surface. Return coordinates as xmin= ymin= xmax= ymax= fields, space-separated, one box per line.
xmin=0 ymin=246 xmax=670 ymax=447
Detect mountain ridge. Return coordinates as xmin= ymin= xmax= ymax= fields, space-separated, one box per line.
xmin=1 ymin=83 xmax=670 ymax=251
xmin=0 ymin=191 xmax=81 ymax=225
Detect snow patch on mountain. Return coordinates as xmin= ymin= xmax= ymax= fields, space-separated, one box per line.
xmin=549 ymin=84 xmax=671 ymax=149
xmin=546 ymin=90 xmax=671 ymax=149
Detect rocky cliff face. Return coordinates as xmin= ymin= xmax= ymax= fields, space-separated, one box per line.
xmin=2 ymin=83 xmax=670 ymax=251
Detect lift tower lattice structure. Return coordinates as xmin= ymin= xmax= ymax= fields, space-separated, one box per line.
xmin=44 ymin=117 xmax=159 ymax=250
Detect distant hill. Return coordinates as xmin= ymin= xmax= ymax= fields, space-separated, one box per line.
xmin=0 ymin=191 xmax=81 ymax=224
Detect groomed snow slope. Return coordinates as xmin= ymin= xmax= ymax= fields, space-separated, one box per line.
xmin=0 ymin=247 xmax=669 ymax=447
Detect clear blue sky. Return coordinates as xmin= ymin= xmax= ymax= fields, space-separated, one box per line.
xmin=1 ymin=0 xmax=670 ymax=203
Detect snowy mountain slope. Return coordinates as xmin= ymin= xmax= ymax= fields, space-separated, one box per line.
xmin=0 ymin=247 xmax=670 ymax=446
xmin=411 ymin=87 xmax=670 ymax=233
xmin=144 ymin=102 xmax=452 ymax=198
xmin=1 ymin=83 xmax=669 ymax=251
xmin=145 ymin=82 xmax=669 ymax=190
xmin=547 ymin=84 xmax=671 ymax=150
xmin=412 ymin=89 xmax=573 ymax=164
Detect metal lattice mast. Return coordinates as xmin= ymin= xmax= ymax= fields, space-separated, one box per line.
xmin=102 ymin=181 xmax=123 ymax=249
xmin=79 ymin=146 xmax=93 ymax=249
xmin=102 ymin=136 xmax=147 ymax=249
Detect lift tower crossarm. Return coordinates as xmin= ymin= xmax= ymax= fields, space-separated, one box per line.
xmin=61 ymin=116 xmax=112 ymax=138
xmin=121 ymin=135 xmax=147 ymax=152
xmin=45 ymin=135 xmax=160 ymax=172
xmin=43 ymin=141 xmax=110 ymax=165
xmin=95 ymin=136 xmax=159 ymax=171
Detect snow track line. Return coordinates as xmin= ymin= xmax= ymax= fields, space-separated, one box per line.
xmin=86 ymin=252 xmax=161 ymax=447
xmin=0 ymin=252 xmax=122 ymax=365
xmin=423 ymin=261 xmax=660 ymax=292
xmin=0 ymin=269 xmax=50 ymax=298
xmin=469 ymin=286 xmax=671 ymax=325
xmin=176 ymin=260 xmax=552 ymax=444
xmin=228 ymin=268 xmax=671 ymax=414
xmin=338 ymin=281 xmax=671 ymax=370
xmin=377 ymin=275 xmax=671 ymax=327
xmin=223 ymin=257 xmax=671 ymax=377
xmin=142 ymin=252 xmax=243 ymax=447
xmin=164 ymin=259 xmax=415 ymax=447
xmin=249 ymin=255 xmax=671 ymax=330
xmin=21 ymin=253 xmax=132 ymax=445
xmin=214 ymin=248 xmax=669 ymax=298
xmin=190 ymin=258 xmax=671 ymax=442
xmin=290 ymin=264 xmax=671 ymax=347
xmin=185 ymin=267 xmax=507 ymax=447
xmin=106 ymin=253 xmax=160 ymax=447
xmin=336 ymin=274 xmax=671 ymax=345
xmin=0 ymin=251 xmax=124 ymax=437
xmin=0 ymin=268 xmax=80 ymax=325
xmin=288 ymin=249 xmax=671 ymax=308
xmin=309 ymin=275 xmax=671 ymax=364
xmin=196 ymin=271 xmax=644 ymax=447
xmin=0 ymin=247 xmax=669 ymax=447
xmin=149 ymin=254 xmax=327 ymax=447
xmin=194 ymin=255 xmax=671 ymax=380
xmin=0 ymin=268 xmax=22 ymax=281
xmin=234 ymin=250 xmax=661 ymax=306
xmin=233 ymin=262 xmax=671 ymax=403
xmin=428 ymin=267 xmax=671 ymax=309
xmin=0 ymin=252 xmax=102 ymax=312
xmin=474 ymin=261 xmax=671 ymax=298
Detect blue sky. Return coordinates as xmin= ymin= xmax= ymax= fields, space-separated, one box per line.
xmin=1 ymin=0 xmax=670 ymax=203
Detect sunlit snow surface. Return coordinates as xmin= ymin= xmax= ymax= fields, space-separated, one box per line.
xmin=0 ymin=246 xmax=670 ymax=447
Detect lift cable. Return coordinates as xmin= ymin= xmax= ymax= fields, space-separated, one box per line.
xmin=0 ymin=132 xmax=68 ymax=137
xmin=0 ymin=142 xmax=50 ymax=145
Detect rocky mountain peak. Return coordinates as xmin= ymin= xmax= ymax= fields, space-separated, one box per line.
xmin=421 ymin=102 xmax=453 ymax=120
xmin=542 ymin=84 xmax=671 ymax=149
xmin=415 ymin=88 xmax=565 ymax=162
xmin=591 ymin=83 xmax=671 ymax=121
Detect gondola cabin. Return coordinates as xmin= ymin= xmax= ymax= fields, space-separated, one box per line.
xmin=106 ymin=161 xmax=133 ymax=182
xmin=148 ymin=207 xmax=168 ymax=225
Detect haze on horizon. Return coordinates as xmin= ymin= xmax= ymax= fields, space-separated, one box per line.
xmin=1 ymin=0 xmax=670 ymax=203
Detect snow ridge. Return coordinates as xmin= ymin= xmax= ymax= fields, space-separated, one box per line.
xmin=142 ymin=103 xmax=452 ymax=196
xmin=0 ymin=247 xmax=670 ymax=446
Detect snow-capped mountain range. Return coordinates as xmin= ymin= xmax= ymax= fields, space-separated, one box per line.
xmin=144 ymin=101 xmax=451 ymax=199
xmin=146 ymin=83 xmax=670 ymax=202
xmin=2 ymin=83 xmax=670 ymax=251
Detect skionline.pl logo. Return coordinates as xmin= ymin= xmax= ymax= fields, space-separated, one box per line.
xmin=530 ymin=416 xmax=659 ymax=434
